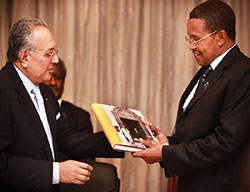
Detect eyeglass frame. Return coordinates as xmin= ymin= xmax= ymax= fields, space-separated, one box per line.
xmin=28 ymin=48 xmax=59 ymax=58
xmin=185 ymin=30 xmax=218 ymax=44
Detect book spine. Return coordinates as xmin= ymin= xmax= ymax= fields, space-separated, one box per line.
xmin=91 ymin=103 xmax=123 ymax=147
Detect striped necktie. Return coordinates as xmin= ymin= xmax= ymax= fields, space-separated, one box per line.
xmin=31 ymin=86 xmax=40 ymax=111
xmin=195 ymin=65 xmax=212 ymax=96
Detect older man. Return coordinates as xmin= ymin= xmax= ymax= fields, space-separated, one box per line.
xmin=0 ymin=17 xmax=123 ymax=192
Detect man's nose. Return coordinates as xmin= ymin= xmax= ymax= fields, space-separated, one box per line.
xmin=52 ymin=53 xmax=59 ymax=65
xmin=49 ymin=76 xmax=56 ymax=86
xmin=189 ymin=41 xmax=197 ymax=50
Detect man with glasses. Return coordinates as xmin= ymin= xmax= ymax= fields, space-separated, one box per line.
xmin=0 ymin=17 xmax=123 ymax=192
xmin=133 ymin=1 xmax=250 ymax=192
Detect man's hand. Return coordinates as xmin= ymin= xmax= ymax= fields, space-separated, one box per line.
xmin=142 ymin=117 xmax=169 ymax=145
xmin=59 ymin=160 xmax=93 ymax=185
xmin=132 ymin=118 xmax=169 ymax=164
xmin=132 ymin=139 xmax=167 ymax=164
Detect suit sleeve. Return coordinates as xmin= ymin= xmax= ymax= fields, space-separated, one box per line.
xmin=57 ymin=113 xmax=124 ymax=159
xmin=162 ymin=62 xmax=250 ymax=177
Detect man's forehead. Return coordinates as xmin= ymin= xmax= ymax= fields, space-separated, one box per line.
xmin=187 ymin=18 xmax=207 ymax=34
xmin=31 ymin=26 xmax=51 ymax=37
xmin=30 ymin=26 xmax=56 ymax=48
xmin=53 ymin=65 xmax=63 ymax=74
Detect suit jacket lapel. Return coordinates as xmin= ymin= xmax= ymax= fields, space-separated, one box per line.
xmin=175 ymin=68 xmax=202 ymax=121
xmin=5 ymin=62 xmax=54 ymax=161
xmin=179 ymin=45 xmax=240 ymax=118
xmin=184 ymin=69 xmax=223 ymax=113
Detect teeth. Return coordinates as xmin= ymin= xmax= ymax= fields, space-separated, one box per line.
xmin=193 ymin=51 xmax=201 ymax=56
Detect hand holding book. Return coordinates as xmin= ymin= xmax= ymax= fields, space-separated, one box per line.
xmin=141 ymin=117 xmax=169 ymax=146
xmin=132 ymin=139 xmax=165 ymax=164
xmin=91 ymin=103 xmax=159 ymax=152
xmin=131 ymin=117 xmax=169 ymax=164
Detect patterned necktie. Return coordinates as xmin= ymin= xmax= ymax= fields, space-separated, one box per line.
xmin=195 ymin=65 xmax=212 ymax=96
xmin=31 ymin=87 xmax=40 ymax=111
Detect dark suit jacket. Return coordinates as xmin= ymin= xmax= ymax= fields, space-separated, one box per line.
xmin=0 ymin=62 xmax=123 ymax=192
xmin=59 ymin=100 xmax=94 ymax=162
xmin=61 ymin=101 xmax=93 ymax=135
xmin=162 ymin=46 xmax=250 ymax=192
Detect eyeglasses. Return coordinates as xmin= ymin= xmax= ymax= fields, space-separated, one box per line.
xmin=29 ymin=48 xmax=59 ymax=58
xmin=185 ymin=30 xmax=218 ymax=44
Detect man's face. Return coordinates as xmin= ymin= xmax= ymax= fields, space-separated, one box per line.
xmin=25 ymin=26 xmax=59 ymax=84
xmin=187 ymin=18 xmax=220 ymax=66
xmin=45 ymin=64 xmax=65 ymax=100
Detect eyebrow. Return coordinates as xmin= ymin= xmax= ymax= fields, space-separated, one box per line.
xmin=46 ymin=47 xmax=57 ymax=51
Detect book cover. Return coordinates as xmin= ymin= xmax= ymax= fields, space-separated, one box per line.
xmin=91 ymin=103 xmax=157 ymax=152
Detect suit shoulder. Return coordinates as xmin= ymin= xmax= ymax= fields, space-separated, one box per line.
xmin=40 ymin=83 xmax=59 ymax=109
xmin=0 ymin=66 xmax=12 ymax=89
xmin=233 ymin=49 xmax=250 ymax=68
xmin=226 ymin=49 xmax=250 ymax=76
xmin=61 ymin=101 xmax=90 ymax=116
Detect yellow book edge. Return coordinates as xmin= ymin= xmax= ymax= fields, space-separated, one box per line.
xmin=91 ymin=103 xmax=123 ymax=148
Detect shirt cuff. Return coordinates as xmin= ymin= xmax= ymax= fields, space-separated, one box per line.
xmin=52 ymin=162 xmax=60 ymax=184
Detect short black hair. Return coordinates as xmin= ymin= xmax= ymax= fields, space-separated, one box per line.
xmin=57 ymin=57 xmax=67 ymax=78
xmin=190 ymin=0 xmax=236 ymax=40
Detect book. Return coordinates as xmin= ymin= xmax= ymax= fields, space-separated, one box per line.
xmin=91 ymin=103 xmax=158 ymax=152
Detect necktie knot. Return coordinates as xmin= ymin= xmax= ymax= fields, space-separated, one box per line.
xmin=31 ymin=86 xmax=40 ymax=110
xmin=31 ymin=86 xmax=39 ymax=95
xmin=201 ymin=65 xmax=212 ymax=81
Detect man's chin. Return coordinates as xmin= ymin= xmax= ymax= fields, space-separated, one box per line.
xmin=195 ymin=59 xmax=206 ymax=66
xmin=51 ymin=90 xmax=59 ymax=97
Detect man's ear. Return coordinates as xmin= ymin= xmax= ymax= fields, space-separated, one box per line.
xmin=217 ymin=30 xmax=227 ymax=47
xmin=18 ymin=49 xmax=29 ymax=68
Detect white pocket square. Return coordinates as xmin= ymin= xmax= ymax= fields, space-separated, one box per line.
xmin=56 ymin=112 xmax=61 ymax=120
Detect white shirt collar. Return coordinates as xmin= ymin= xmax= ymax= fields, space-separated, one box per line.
xmin=57 ymin=98 xmax=62 ymax=106
xmin=13 ymin=64 xmax=39 ymax=93
xmin=210 ymin=44 xmax=236 ymax=70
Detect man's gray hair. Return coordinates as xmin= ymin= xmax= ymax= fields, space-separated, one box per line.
xmin=7 ymin=17 xmax=48 ymax=62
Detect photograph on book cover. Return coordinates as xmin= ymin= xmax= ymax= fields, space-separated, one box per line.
xmin=103 ymin=105 xmax=155 ymax=148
